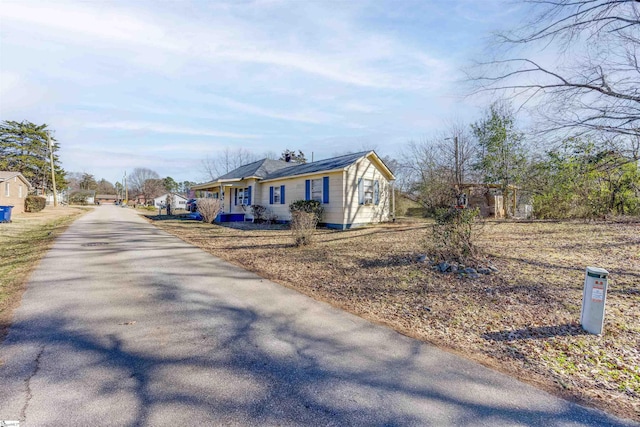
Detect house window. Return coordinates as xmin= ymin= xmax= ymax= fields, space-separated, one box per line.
xmin=363 ymin=179 xmax=374 ymax=204
xmin=359 ymin=178 xmax=380 ymax=205
xmin=19 ymin=185 xmax=23 ymax=198
xmin=311 ymin=179 xmax=322 ymax=202
xmin=237 ymin=187 xmax=249 ymax=205
xmin=4 ymin=182 xmax=9 ymax=197
xmin=273 ymin=186 xmax=281 ymax=204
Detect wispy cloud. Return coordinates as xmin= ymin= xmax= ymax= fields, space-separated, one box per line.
xmin=206 ymin=95 xmax=336 ymax=124
xmin=85 ymin=121 xmax=260 ymax=139
xmin=0 ymin=1 xmax=447 ymax=90
xmin=0 ymin=2 xmax=178 ymax=50
xmin=0 ymin=0 xmax=517 ymax=184
xmin=342 ymin=102 xmax=376 ymax=114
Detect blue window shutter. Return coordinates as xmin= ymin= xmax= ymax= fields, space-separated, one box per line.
xmin=280 ymin=185 xmax=285 ymax=204
xmin=248 ymin=186 xmax=252 ymax=206
xmin=374 ymin=180 xmax=380 ymax=205
xmin=358 ymin=178 xmax=364 ymax=205
xmin=269 ymin=186 xmax=274 ymax=204
xmin=234 ymin=188 xmax=238 ymax=206
xmin=305 ymin=179 xmax=311 ymax=200
xmin=322 ymin=177 xmax=329 ymax=204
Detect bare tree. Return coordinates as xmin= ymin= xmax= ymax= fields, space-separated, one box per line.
xmin=129 ymin=168 xmax=161 ymax=201
xmin=262 ymin=150 xmax=278 ymax=160
xmin=200 ymin=148 xmax=260 ymax=181
xmin=141 ymin=178 xmax=165 ymax=201
xmin=433 ymin=120 xmax=478 ymax=187
xmin=400 ymin=139 xmax=456 ymax=214
xmin=470 ymin=0 xmax=640 ymax=159
xmin=398 ymin=121 xmax=478 ymax=214
xmin=66 ymin=172 xmax=84 ymax=191
xmin=96 ymin=179 xmax=115 ymax=194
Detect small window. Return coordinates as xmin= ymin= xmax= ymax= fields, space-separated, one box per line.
xmin=19 ymin=185 xmax=23 ymax=198
xmin=237 ymin=187 xmax=249 ymax=205
xmin=311 ymin=179 xmax=322 ymax=202
xmin=4 ymin=182 xmax=9 ymax=197
xmin=273 ymin=186 xmax=281 ymax=204
xmin=363 ymin=179 xmax=374 ymax=204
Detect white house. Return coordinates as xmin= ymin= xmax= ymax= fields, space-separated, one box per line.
xmin=191 ymin=151 xmax=395 ymax=229
xmin=153 ymin=193 xmax=188 ymax=209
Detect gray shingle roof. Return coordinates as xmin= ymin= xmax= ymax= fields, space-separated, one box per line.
xmin=264 ymin=151 xmax=370 ymax=180
xmin=199 ymin=151 xmax=384 ymax=188
xmin=216 ymin=159 xmax=292 ymax=180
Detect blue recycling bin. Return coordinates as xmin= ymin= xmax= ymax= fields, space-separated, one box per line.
xmin=0 ymin=206 xmax=14 ymax=223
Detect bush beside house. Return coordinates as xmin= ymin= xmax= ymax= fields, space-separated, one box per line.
xmin=25 ymin=196 xmax=46 ymax=212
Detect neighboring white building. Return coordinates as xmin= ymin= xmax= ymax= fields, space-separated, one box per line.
xmin=191 ymin=151 xmax=395 ymax=229
xmin=153 ymin=193 xmax=188 ymax=209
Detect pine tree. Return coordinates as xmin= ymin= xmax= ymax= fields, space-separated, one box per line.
xmin=0 ymin=120 xmax=66 ymax=190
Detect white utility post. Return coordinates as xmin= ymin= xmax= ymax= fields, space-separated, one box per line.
xmin=124 ymin=171 xmax=128 ymax=205
xmin=580 ymin=266 xmax=609 ymax=335
xmin=46 ymin=131 xmax=59 ymax=207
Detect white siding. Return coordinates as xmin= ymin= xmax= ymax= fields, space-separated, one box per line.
xmin=343 ymin=157 xmax=391 ymax=226
xmin=258 ymin=171 xmax=344 ymax=223
xmin=153 ymin=194 xmax=188 ymax=208
xmin=213 ymin=155 xmax=392 ymax=227
xmin=222 ymin=179 xmax=258 ymax=217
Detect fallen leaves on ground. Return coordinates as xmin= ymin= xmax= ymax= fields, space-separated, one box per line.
xmin=151 ymin=217 xmax=640 ymax=421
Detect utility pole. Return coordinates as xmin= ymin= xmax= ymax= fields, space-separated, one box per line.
xmin=445 ymin=135 xmax=462 ymax=187
xmin=454 ymin=135 xmax=460 ymax=186
xmin=46 ymin=131 xmax=59 ymax=207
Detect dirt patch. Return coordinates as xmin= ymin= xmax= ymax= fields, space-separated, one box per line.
xmin=0 ymin=205 xmax=90 ymax=342
xmin=150 ymin=217 xmax=640 ymax=421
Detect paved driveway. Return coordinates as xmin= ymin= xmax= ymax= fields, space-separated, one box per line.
xmin=0 ymin=206 xmax=636 ymax=426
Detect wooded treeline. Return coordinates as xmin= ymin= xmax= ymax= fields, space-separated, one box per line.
xmin=398 ymin=0 xmax=640 ymax=219
xmin=65 ymin=169 xmax=196 ymax=205
xmin=0 ymin=120 xmax=66 ymax=191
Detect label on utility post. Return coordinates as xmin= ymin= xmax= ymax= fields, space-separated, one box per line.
xmin=591 ymin=280 xmax=605 ymax=302
xmin=592 ymin=286 xmax=604 ymax=302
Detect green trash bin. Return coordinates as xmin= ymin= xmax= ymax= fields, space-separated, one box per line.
xmin=0 ymin=206 xmax=14 ymax=223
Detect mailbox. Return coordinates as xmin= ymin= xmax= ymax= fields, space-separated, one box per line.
xmin=580 ymin=266 xmax=609 ymax=335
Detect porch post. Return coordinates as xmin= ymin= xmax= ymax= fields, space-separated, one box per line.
xmin=391 ymin=180 xmax=395 ymax=220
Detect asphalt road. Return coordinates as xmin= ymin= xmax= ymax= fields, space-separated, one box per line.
xmin=0 ymin=205 xmax=636 ymax=426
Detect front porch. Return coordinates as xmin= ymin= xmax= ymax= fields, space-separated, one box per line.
xmin=215 ymin=212 xmax=247 ymax=222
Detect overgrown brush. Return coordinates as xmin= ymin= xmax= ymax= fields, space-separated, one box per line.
xmin=250 ymin=205 xmax=267 ymax=223
xmin=197 ymin=198 xmax=222 ymax=223
xmin=290 ymin=211 xmax=318 ymax=246
xmin=426 ymin=207 xmax=482 ymax=264
xmin=289 ymin=200 xmax=323 ymax=223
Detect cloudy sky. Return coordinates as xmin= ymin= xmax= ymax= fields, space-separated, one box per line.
xmin=0 ymin=0 xmax=523 ymax=184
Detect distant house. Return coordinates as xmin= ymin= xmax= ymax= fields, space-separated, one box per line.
xmin=0 ymin=171 xmax=33 ymax=214
xmin=95 ymin=194 xmax=118 ymax=204
xmin=153 ymin=193 xmax=188 ymax=209
xmin=191 ymin=151 xmax=395 ymax=229
xmin=132 ymin=194 xmax=151 ymax=206
xmin=458 ymin=183 xmax=525 ymax=218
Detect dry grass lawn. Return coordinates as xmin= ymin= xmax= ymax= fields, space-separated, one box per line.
xmin=149 ymin=216 xmax=640 ymax=421
xmin=0 ymin=206 xmax=90 ymax=341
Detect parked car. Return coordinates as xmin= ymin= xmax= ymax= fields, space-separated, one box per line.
xmin=186 ymin=198 xmax=197 ymax=212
